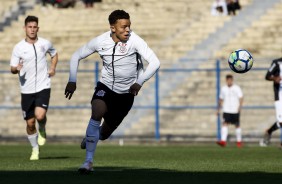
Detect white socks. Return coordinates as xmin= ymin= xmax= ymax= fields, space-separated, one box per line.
xmin=221 ymin=126 xmax=228 ymax=141
xmin=235 ymin=128 xmax=242 ymax=142
xmin=221 ymin=126 xmax=242 ymax=142
xmin=27 ymin=133 xmax=38 ymax=149
xmin=85 ymin=119 xmax=100 ymax=163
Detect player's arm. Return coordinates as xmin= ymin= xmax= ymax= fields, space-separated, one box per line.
xmin=217 ymin=88 xmax=224 ymax=114
xmin=130 ymin=35 xmax=160 ymax=96
xmin=217 ymin=99 xmax=223 ymax=114
xmin=10 ymin=46 xmax=22 ymax=74
xmin=11 ymin=64 xmax=22 ymax=74
xmin=46 ymin=42 xmax=59 ymax=77
xmin=265 ymin=60 xmax=280 ymax=83
xmin=48 ymin=53 xmax=58 ymax=77
xmin=65 ymin=38 xmax=97 ymax=100
xmin=238 ymin=86 xmax=243 ymax=112
xmin=239 ymin=97 xmax=243 ymax=112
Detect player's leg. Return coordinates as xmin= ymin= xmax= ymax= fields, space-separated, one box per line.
xmin=35 ymin=107 xmax=47 ymax=146
xmin=79 ymin=99 xmax=107 ymax=173
xmin=35 ymin=88 xmax=50 ymax=146
xmin=26 ymin=117 xmax=39 ymax=160
xmin=21 ymin=93 xmax=39 ymax=160
xmin=235 ymin=125 xmax=242 ymax=147
xmin=100 ymin=92 xmax=134 ymax=140
xmin=234 ymin=113 xmax=242 ymax=148
xmin=217 ymin=113 xmax=229 ymax=147
xmin=261 ymin=101 xmax=282 ymax=146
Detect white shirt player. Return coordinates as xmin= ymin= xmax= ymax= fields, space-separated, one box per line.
xmin=10 ymin=37 xmax=57 ymax=94
xmin=69 ymin=31 xmax=160 ymax=94
xmin=220 ymin=84 xmax=243 ymax=114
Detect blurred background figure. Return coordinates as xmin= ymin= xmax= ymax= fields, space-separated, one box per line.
xmin=217 ymin=74 xmax=243 ymax=148
xmin=211 ymin=0 xmax=228 ymax=16
xmin=226 ymin=0 xmax=241 ymax=15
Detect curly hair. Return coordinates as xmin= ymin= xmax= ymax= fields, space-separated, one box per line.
xmin=108 ymin=10 xmax=130 ymax=25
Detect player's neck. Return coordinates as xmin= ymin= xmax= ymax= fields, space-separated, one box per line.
xmin=111 ymin=33 xmax=120 ymax=43
xmin=25 ymin=37 xmax=38 ymax=44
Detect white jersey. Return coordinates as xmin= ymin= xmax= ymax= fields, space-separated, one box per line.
xmin=69 ymin=31 xmax=160 ymax=94
xmin=10 ymin=37 xmax=57 ymax=94
xmin=220 ymin=84 xmax=243 ymax=114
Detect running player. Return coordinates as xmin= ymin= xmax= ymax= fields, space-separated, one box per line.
xmin=10 ymin=15 xmax=58 ymax=160
xmin=65 ymin=10 xmax=160 ymax=173
xmin=217 ymin=74 xmax=243 ymax=148
xmin=260 ymin=57 xmax=282 ymax=147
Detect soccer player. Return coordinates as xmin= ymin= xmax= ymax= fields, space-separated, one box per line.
xmin=10 ymin=16 xmax=58 ymax=160
xmin=64 ymin=10 xmax=160 ymax=173
xmin=260 ymin=57 xmax=282 ymax=147
xmin=217 ymin=74 xmax=243 ymax=148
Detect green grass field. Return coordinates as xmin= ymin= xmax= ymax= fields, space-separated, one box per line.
xmin=0 ymin=144 xmax=282 ymax=184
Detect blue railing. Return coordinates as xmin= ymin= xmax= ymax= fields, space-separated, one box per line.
xmin=1 ymin=60 xmax=281 ymax=142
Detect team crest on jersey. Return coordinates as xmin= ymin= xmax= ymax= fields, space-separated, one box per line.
xmin=119 ymin=43 xmax=127 ymax=53
xmin=96 ymin=90 xmax=106 ymax=97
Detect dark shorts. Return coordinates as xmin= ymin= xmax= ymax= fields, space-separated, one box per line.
xmin=223 ymin=113 xmax=240 ymax=126
xmin=21 ymin=88 xmax=51 ymax=120
xmin=91 ymin=82 xmax=134 ymax=130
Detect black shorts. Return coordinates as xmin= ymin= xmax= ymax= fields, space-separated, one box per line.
xmin=21 ymin=88 xmax=51 ymax=120
xmin=223 ymin=113 xmax=240 ymax=126
xmin=91 ymin=82 xmax=134 ymax=130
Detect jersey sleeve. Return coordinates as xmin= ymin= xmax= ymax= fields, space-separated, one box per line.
xmin=237 ymin=86 xmax=243 ymax=98
xmin=10 ymin=45 xmax=20 ymax=67
xmin=265 ymin=60 xmax=279 ymax=80
xmin=46 ymin=40 xmax=57 ymax=57
xmin=133 ymin=34 xmax=160 ymax=85
xmin=69 ymin=38 xmax=98 ymax=82
xmin=219 ymin=87 xmax=224 ymax=100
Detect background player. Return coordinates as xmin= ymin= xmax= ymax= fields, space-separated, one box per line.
xmin=10 ymin=15 xmax=58 ymax=160
xmin=260 ymin=57 xmax=282 ymax=147
xmin=65 ymin=10 xmax=160 ymax=173
xmin=217 ymin=74 xmax=243 ymax=148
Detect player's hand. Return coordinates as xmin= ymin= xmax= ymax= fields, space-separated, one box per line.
xmin=17 ymin=61 xmax=23 ymax=71
xmin=48 ymin=68 xmax=56 ymax=77
xmin=129 ymin=83 xmax=142 ymax=96
xmin=65 ymin=82 xmax=76 ymax=100
xmin=273 ymin=76 xmax=281 ymax=84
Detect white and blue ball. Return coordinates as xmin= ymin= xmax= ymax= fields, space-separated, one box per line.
xmin=228 ymin=49 xmax=253 ymax=73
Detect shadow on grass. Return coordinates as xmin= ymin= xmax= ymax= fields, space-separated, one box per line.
xmin=40 ymin=156 xmax=75 ymax=160
xmin=1 ymin=167 xmax=282 ymax=184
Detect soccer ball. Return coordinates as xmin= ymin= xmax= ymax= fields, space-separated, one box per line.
xmin=228 ymin=49 xmax=253 ymax=73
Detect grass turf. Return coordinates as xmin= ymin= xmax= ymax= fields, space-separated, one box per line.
xmin=0 ymin=144 xmax=282 ymax=184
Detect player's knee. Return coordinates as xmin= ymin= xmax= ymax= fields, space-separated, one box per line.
xmin=91 ymin=114 xmax=103 ymax=121
xmin=35 ymin=114 xmax=46 ymax=122
xmin=26 ymin=124 xmax=36 ymax=132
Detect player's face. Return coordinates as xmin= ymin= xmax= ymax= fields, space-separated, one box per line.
xmin=111 ymin=19 xmax=131 ymax=42
xmin=24 ymin=21 xmax=39 ymax=40
xmin=226 ymin=78 xmax=233 ymax=86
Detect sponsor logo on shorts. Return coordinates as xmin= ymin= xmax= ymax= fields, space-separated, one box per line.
xmin=42 ymin=104 xmax=48 ymax=107
xmin=96 ymin=90 xmax=106 ymax=97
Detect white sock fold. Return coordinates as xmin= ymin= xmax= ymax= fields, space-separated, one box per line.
xmin=27 ymin=133 xmax=38 ymax=149
xmin=85 ymin=119 xmax=100 ymax=163
xmin=235 ymin=128 xmax=242 ymax=142
xmin=221 ymin=126 xmax=228 ymax=141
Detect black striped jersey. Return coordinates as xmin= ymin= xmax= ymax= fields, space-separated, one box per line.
xmin=265 ymin=58 xmax=282 ymax=101
xmin=68 ymin=31 xmax=160 ymax=94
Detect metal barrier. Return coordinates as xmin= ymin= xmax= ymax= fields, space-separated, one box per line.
xmin=1 ymin=59 xmax=281 ymax=142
